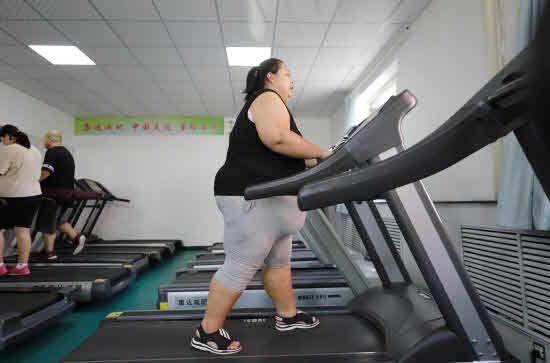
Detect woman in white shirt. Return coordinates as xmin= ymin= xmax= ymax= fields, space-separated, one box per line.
xmin=0 ymin=125 xmax=42 ymax=276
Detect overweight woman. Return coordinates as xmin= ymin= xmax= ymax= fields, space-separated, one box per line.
xmin=191 ymin=59 xmax=331 ymax=355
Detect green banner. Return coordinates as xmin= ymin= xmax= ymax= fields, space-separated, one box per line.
xmin=74 ymin=116 xmax=224 ymax=136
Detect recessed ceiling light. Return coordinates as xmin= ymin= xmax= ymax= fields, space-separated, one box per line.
xmin=226 ymin=47 xmax=271 ymax=67
xmin=29 ymin=45 xmax=95 ymax=65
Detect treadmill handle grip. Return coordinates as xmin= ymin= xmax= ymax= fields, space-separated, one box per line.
xmin=297 ymin=98 xmax=527 ymax=211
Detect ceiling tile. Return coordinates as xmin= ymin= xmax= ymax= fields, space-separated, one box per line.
xmin=278 ymin=0 xmax=339 ymax=22
xmin=26 ymin=0 xmax=101 ymax=19
xmin=308 ymin=64 xmax=352 ymax=81
xmin=58 ymin=66 xmax=107 ymax=81
xmin=340 ymin=65 xmax=363 ymax=89
xmin=324 ymin=23 xmax=380 ymax=47
xmin=301 ymin=81 xmax=340 ymax=98
xmin=146 ymin=102 xmax=181 ymax=115
xmin=275 ymin=23 xmax=328 ymax=47
xmin=1 ymin=21 xmax=69 ymax=45
xmin=196 ymin=82 xmax=232 ymax=98
xmin=18 ymin=65 xmax=69 ymax=79
xmin=334 ymin=0 xmax=400 ymax=23
xmin=44 ymin=78 xmax=85 ymax=94
xmin=154 ymin=0 xmax=217 ymax=21
xmin=81 ymin=47 xmax=139 ymax=65
xmin=53 ymin=103 xmax=88 ymax=115
xmin=175 ymin=103 xmax=206 ymax=115
xmin=187 ymin=65 xmax=230 ymax=82
xmin=222 ymin=22 xmax=273 ymax=46
xmin=63 ymin=92 xmax=104 ymax=106
xmin=132 ymin=47 xmax=183 ymax=65
xmin=390 ymin=0 xmax=431 ymax=23
xmin=229 ymin=66 xmax=250 ymax=81
xmin=206 ymin=104 xmax=234 ymax=116
xmin=102 ymin=65 xmax=155 ymax=81
xmin=81 ymin=103 xmax=122 ymax=116
xmin=1 ymin=78 xmax=47 ymax=95
xmin=160 ymin=84 xmax=202 ymax=104
xmin=0 ymin=1 xmax=41 ymax=20
xmin=288 ymin=64 xmax=311 ymax=81
xmin=219 ymin=0 xmax=277 ymax=22
xmin=147 ymin=66 xmax=191 ymax=81
xmin=166 ymin=22 xmax=222 ymax=47
xmin=130 ymin=83 xmax=166 ymax=99
xmin=375 ymin=22 xmax=404 ymax=46
xmin=0 ymin=65 xmax=26 ymax=80
xmin=0 ymin=46 xmax=50 ymax=65
xmin=91 ymin=0 xmax=160 ymax=20
xmin=158 ymin=81 xmax=196 ymax=93
xmin=315 ymin=47 xmax=362 ymax=66
xmin=0 ymin=30 xmax=17 ymax=45
xmin=77 ymin=79 xmax=118 ymax=96
xmin=117 ymin=102 xmax=150 ymax=116
xmin=272 ymin=47 xmax=318 ymax=66
xmin=110 ymin=21 xmax=172 ymax=47
xmin=202 ymin=93 xmax=233 ymax=106
xmin=179 ymin=47 xmax=226 ymax=66
xmin=55 ymin=21 xmax=122 ymax=47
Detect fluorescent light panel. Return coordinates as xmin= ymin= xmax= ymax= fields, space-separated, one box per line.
xmin=226 ymin=47 xmax=271 ymax=66
xmin=29 ymin=45 xmax=95 ymax=65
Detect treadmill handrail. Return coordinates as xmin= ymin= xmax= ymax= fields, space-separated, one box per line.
xmin=298 ymin=54 xmax=529 ymax=210
xmin=244 ymin=90 xmax=417 ymax=200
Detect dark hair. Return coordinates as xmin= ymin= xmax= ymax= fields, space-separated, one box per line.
xmin=243 ymin=58 xmax=284 ymax=101
xmin=0 ymin=124 xmax=31 ymax=149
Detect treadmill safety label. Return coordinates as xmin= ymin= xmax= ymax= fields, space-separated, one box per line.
xmin=75 ymin=116 xmax=224 ymax=136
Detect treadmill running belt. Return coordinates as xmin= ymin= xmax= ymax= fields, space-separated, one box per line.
xmin=5 ymin=253 xmax=146 ymax=264
xmin=0 ymin=266 xmax=129 ymax=282
xmin=177 ymin=268 xmax=343 ymax=284
xmin=63 ymin=315 xmax=387 ymax=362
xmin=0 ymin=290 xmax=60 ymax=315
xmin=196 ymin=249 xmax=317 ymax=262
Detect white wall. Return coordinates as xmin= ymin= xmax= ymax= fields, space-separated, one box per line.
xmin=330 ymin=102 xmax=348 ymax=142
xmin=330 ymin=0 xmax=497 ymax=202
xmin=396 ymin=0 xmax=496 ymax=202
xmin=73 ymin=115 xmax=331 ymax=246
xmin=0 ymin=81 xmax=73 ymax=151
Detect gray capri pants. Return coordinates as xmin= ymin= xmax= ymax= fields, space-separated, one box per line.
xmin=214 ymin=195 xmax=306 ymax=292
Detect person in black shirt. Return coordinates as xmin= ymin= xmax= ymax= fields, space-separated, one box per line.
xmin=191 ymin=59 xmax=331 ymax=355
xmin=36 ymin=130 xmax=86 ymax=259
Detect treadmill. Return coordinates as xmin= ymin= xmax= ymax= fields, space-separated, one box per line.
xmin=194 ymin=248 xmax=317 ymax=262
xmin=62 ymin=39 xmax=534 ymax=362
xmin=157 ymin=93 xmax=417 ymax=311
xmin=76 ymin=179 xmax=183 ymax=250
xmin=208 ymin=240 xmax=307 ymax=253
xmin=6 ymin=193 xmax=150 ymax=273
xmin=46 ymin=181 xmax=175 ymax=264
xmin=0 ymin=264 xmax=137 ymax=303
xmin=0 ymin=287 xmax=75 ymax=351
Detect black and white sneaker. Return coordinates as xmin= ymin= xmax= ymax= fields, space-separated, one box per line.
xmin=72 ymin=235 xmax=86 ymax=255
xmin=190 ymin=325 xmax=242 ymax=355
xmin=275 ymin=310 xmax=320 ymax=332
xmin=41 ymin=250 xmax=58 ymax=260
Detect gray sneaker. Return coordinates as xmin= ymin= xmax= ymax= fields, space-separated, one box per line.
xmin=72 ymin=235 xmax=86 ymax=255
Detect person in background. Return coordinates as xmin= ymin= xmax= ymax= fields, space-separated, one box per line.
xmin=0 ymin=125 xmax=42 ymax=276
xmin=36 ymin=130 xmax=86 ymax=259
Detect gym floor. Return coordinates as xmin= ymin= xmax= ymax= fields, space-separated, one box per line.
xmin=2 ymin=249 xmax=205 ymax=363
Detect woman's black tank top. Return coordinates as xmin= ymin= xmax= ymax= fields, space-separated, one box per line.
xmin=214 ymin=89 xmax=306 ymax=196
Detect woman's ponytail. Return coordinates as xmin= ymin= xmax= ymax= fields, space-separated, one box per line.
xmin=243 ymin=58 xmax=283 ymax=101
